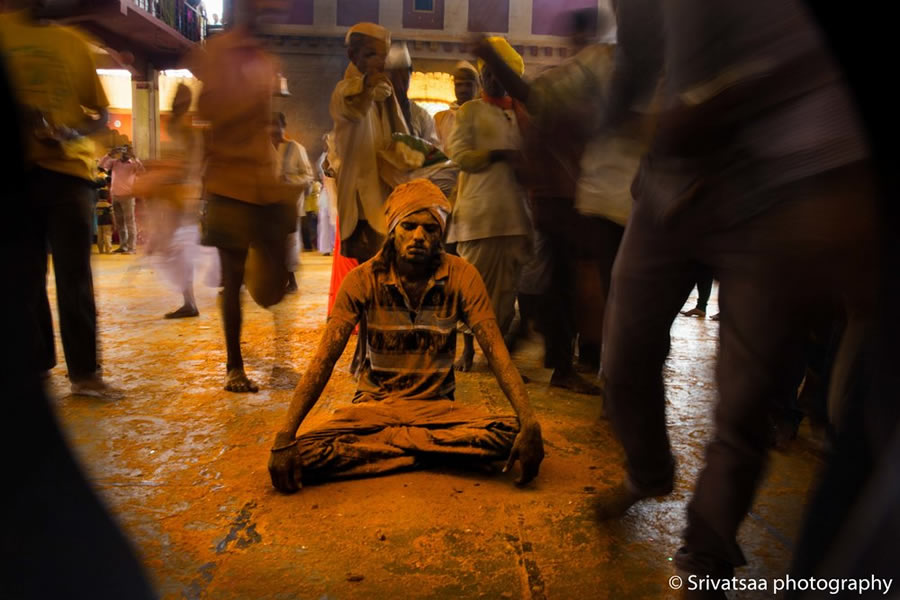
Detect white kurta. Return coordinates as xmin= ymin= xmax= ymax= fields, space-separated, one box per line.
xmin=409 ymin=101 xmax=440 ymax=147
xmin=445 ymin=99 xmax=531 ymax=244
xmin=329 ymin=64 xmax=409 ymax=241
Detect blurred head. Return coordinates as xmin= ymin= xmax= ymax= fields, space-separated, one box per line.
xmin=569 ymin=7 xmax=613 ymax=47
xmin=570 ymin=8 xmax=598 ymax=48
xmin=385 ymin=43 xmax=413 ymax=100
xmin=346 ymin=24 xmax=391 ymax=77
xmin=172 ymin=83 xmax=192 ymax=117
xmin=270 ymin=112 xmax=287 ymax=145
xmin=477 ymin=37 xmax=523 ymax=98
xmin=480 ymin=64 xmax=506 ymax=99
xmin=388 ymin=66 xmax=412 ymax=101
xmin=121 ymin=145 xmax=134 ymax=160
xmin=453 ymin=62 xmax=479 ymax=105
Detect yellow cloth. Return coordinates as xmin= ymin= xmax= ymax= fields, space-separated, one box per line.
xmin=478 ymin=37 xmax=525 ymax=77
xmin=345 ymin=22 xmax=390 ymax=45
xmin=0 ymin=11 xmax=109 ymax=181
xmin=384 ymin=178 xmax=451 ymax=234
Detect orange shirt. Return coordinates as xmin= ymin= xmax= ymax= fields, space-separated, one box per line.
xmin=187 ymin=28 xmax=282 ymax=204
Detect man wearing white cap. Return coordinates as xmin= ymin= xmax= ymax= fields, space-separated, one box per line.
xmin=385 ymin=42 xmax=440 ymax=147
xmin=267 ymin=179 xmax=544 ymax=490
xmin=329 ymin=22 xmax=407 ymax=263
xmin=434 ymin=61 xmax=480 ymax=151
xmin=446 ymin=37 xmax=532 ymax=372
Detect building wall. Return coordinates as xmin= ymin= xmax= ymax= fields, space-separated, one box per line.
xmin=268 ymin=0 xmax=611 ymax=45
xmin=266 ymin=0 xmax=613 ymax=160
xmin=272 ymin=49 xmax=349 ymax=161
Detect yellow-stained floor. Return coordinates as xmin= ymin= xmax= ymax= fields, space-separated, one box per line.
xmin=43 ymin=250 xmax=822 ymax=599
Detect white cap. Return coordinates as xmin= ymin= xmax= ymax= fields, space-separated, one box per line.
xmin=385 ymin=42 xmax=412 ymax=70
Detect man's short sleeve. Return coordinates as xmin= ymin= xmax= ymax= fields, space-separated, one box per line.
xmin=328 ymin=266 xmax=369 ymax=326
xmin=457 ymin=261 xmax=496 ymax=328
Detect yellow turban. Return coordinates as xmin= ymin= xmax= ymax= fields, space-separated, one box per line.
xmin=478 ymin=37 xmax=525 ymax=76
xmin=384 ymin=179 xmax=452 ymax=234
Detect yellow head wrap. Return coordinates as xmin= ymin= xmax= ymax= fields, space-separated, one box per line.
xmin=384 ymin=179 xmax=452 ymax=234
xmin=477 ymin=37 xmax=525 ymax=76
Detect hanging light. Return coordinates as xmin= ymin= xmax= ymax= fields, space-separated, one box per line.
xmin=275 ymin=73 xmax=291 ymax=97
xmin=408 ymin=71 xmax=454 ymax=116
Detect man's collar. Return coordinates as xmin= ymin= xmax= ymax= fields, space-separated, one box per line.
xmin=380 ymin=251 xmax=450 ymax=288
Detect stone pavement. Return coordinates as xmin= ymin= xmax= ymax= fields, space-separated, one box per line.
xmin=43 ymin=251 xmax=823 ymax=599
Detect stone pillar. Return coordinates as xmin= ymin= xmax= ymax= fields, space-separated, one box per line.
xmin=509 ymin=0 xmax=531 ymax=38
xmin=444 ymin=0 xmax=468 ymax=35
xmin=379 ymin=0 xmax=402 ymax=32
xmin=131 ymin=68 xmax=160 ymax=159
xmin=314 ymin=0 xmax=336 ymax=27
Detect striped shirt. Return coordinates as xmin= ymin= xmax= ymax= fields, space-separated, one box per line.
xmin=330 ymin=252 xmax=495 ymax=402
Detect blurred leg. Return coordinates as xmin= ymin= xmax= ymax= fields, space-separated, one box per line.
xmin=45 ymin=173 xmax=99 ymax=381
xmin=679 ymin=164 xmax=879 ymax=575
xmin=121 ymin=197 xmax=137 ymax=251
xmin=602 ymin=207 xmax=697 ymax=496
xmin=218 ymin=246 xmax=249 ymax=374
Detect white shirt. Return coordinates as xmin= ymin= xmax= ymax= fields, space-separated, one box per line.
xmin=445 ymin=98 xmax=531 ymax=243
xmin=409 ymin=101 xmax=440 ymax=147
xmin=275 ymin=139 xmax=314 ymax=210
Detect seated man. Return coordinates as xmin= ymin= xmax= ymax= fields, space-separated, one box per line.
xmin=268 ymin=179 xmax=544 ymax=490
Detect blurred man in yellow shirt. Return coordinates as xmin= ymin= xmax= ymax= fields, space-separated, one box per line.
xmin=1 ymin=2 xmax=114 ymax=397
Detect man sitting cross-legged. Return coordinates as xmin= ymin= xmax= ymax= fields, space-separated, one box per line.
xmin=268 ymin=179 xmax=544 ymax=491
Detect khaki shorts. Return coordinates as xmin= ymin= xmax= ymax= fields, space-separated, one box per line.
xmin=201 ymin=193 xmax=296 ymax=249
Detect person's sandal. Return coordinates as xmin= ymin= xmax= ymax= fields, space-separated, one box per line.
xmin=164 ymin=305 xmax=199 ymax=319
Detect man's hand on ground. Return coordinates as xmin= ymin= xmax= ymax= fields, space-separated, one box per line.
xmin=268 ymin=432 xmax=303 ymax=493
xmin=504 ymin=422 xmax=544 ymax=485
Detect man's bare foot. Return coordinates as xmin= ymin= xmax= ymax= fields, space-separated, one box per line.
xmin=285 ymin=273 xmax=299 ymax=293
xmin=270 ymin=366 xmax=300 ymax=389
xmin=225 ymin=368 xmax=259 ymax=393
xmin=70 ymin=373 xmax=123 ymax=400
xmin=594 ymin=480 xmax=672 ymax=521
xmin=165 ymin=304 xmax=199 ymax=319
xmin=550 ymin=370 xmax=604 ymax=396
xmin=680 ymin=308 xmax=706 ymax=318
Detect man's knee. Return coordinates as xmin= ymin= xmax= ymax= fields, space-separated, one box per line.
xmin=245 ymin=243 xmax=288 ymax=307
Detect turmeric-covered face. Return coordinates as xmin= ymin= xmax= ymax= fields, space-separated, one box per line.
xmin=393 ymin=210 xmax=442 ymax=265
